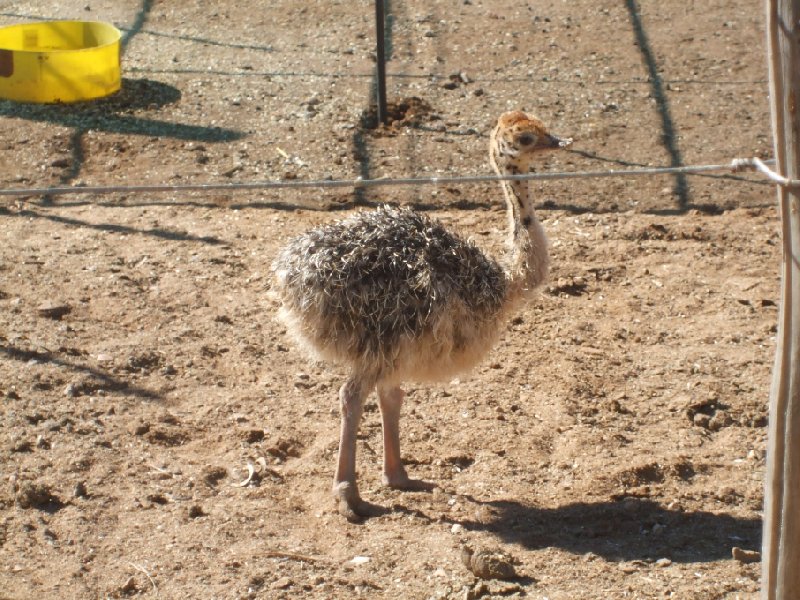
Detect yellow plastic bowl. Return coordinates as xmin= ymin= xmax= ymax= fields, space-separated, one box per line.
xmin=0 ymin=20 xmax=121 ymax=103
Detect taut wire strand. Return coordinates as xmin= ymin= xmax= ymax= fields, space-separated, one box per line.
xmin=0 ymin=157 xmax=779 ymax=199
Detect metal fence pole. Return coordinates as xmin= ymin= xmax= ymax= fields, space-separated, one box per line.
xmin=374 ymin=0 xmax=388 ymax=125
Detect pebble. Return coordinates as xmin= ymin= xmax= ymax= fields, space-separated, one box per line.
xmin=119 ymin=576 xmax=138 ymax=594
xmin=10 ymin=437 xmax=33 ymax=453
xmin=146 ymin=493 xmax=168 ymax=505
xmin=708 ymin=411 xmax=732 ymax=431
xmin=36 ymin=301 xmax=71 ymax=319
xmin=244 ymin=429 xmax=265 ymax=443
xmin=74 ymin=481 xmax=89 ymax=498
xmin=732 ymin=547 xmax=761 ymax=564
xmin=271 ymin=576 xmax=292 ymax=590
xmin=130 ymin=422 xmax=150 ymax=436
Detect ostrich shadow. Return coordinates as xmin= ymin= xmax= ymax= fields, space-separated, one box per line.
xmin=446 ymin=495 xmax=760 ymax=563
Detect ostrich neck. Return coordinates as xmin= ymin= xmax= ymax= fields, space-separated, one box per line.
xmin=493 ymin=159 xmax=550 ymax=296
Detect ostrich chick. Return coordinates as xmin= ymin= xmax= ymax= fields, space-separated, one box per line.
xmin=272 ymin=111 xmax=570 ymax=521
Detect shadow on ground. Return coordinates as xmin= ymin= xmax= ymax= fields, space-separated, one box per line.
xmin=1 ymin=343 xmax=161 ymax=401
xmin=3 ymin=207 xmax=226 ymax=245
xmin=450 ymin=496 xmax=760 ymax=563
xmin=0 ymin=78 xmax=243 ymax=142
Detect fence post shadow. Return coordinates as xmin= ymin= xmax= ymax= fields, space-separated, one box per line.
xmin=624 ymin=0 xmax=690 ymax=211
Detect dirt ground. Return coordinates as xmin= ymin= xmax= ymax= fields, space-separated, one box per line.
xmin=0 ymin=1 xmax=779 ymax=598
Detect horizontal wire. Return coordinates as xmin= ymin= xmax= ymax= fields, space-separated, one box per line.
xmin=732 ymin=157 xmax=799 ymax=187
xmin=0 ymin=157 xmax=778 ymax=199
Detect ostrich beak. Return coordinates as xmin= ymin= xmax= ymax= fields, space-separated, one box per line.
xmin=546 ymin=134 xmax=573 ymax=149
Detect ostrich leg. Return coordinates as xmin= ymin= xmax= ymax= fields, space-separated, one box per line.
xmin=333 ymin=374 xmax=372 ymax=521
xmin=378 ymin=385 xmax=434 ymax=491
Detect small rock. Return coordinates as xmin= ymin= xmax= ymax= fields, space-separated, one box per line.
xmin=146 ymin=493 xmax=169 ymax=505
xmin=244 ymin=429 xmax=265 ymax=444
xmin=715 ymin=486 xmax=741 ymax=504
xmin=120 ymin=576 xmax=138 ymax=595
xmin=293 ymin=378 xmax=315 ymax=390
xmin=732 ymin=547 xmax=761 ymax=564
xmin=159 ymin=412 xmax=180 ymax=425
xmin=131 ymin=422 xmax=150 ymax=436
xmin=489 ymin=581 xmax=522 ymax=595
xmin=10 ymin=438 xmax=33 ymax=453
xmin=693 ymin=413 xmax=711 ymax=429
xmin=41 ymin=419 xmax=61 ymax=432
xmin=74 ymin=481 xmax=89 ymax=498
xmin=461 ymin=547 xmax=516 ymax=580
xmin=708 ymin=411 xmax=733 ymax=431
xmin=350 ymin=556 xmax=370 ymax=565
xmin=36 ymin=301 xmax=71 ymax=320
xmin=655 ymin=558 xmax=672 ymax=567
xmin=465 ymin=582 xmax=488 ymax=600
xmin=64 ymin=383 xmax=78 ymax=398
xmin=271 ymin=576 xmax=292 ymax=590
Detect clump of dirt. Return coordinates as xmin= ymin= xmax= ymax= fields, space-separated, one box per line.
xmin=461 ymin=546 xmax=517 ymax=580
xmin=15 ymin=482 xmax=64 ymax=511
xmin=361 ymin=96 xmax=435 ymax=129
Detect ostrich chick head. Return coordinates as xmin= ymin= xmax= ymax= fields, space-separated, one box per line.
xmin=491 ymin=111 xmax=572 ymax=172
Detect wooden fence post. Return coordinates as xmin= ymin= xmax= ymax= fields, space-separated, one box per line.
xmin=763 ymin=0 xmax=800 ymax=598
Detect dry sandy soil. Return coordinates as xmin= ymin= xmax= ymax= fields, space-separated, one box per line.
xmin=0 ymin=1 xmax=779 ymax=598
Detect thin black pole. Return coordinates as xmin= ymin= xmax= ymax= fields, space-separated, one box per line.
xmin=374 ymin=0 xmax=388 ymax=125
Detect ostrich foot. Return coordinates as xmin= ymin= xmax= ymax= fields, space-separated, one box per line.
xmin=383 ymin=470 xmax=436 ymax=492
xmin=333 ymin=481 xmax=387 ymax=522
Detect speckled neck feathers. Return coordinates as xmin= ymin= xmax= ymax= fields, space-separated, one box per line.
xmin=488 ymin=112 xmax=553 ymax=300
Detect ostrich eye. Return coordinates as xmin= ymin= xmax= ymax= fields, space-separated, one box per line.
xmin=517 ymin=133 xmax=535 ymax=146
